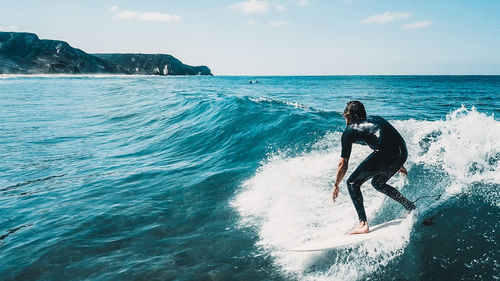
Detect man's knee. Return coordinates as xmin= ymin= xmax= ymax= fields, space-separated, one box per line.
xmin=346 ymin=176 xmax=359 ymax=193
xmin=346 ymin=176 xmax=355 ymax=187
xmin=371 ymin=177 xmax=386 ymax=191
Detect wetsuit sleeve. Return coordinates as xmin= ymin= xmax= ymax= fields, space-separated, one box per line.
xmin=341 ymin=129 xmax=353 ymax=159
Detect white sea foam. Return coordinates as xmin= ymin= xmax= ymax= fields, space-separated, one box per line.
xmin=231 ymin=107 xmax=500 ymax=280
xmin=248 ymin=96 xmax=312 ymax=110
xmin=396 ymin=106 xmax=500 ymax=186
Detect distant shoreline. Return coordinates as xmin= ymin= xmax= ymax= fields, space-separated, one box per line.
xmin=1 ymin=74 xmax=498 ymax=78
xmin=0 ymin=32 xmax=212 ymax=76
xmin=0 ymin=74 xmax=211 ymax=78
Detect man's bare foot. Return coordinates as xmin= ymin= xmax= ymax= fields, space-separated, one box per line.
xmin=349 ymin=221 xmax=369 ymax=235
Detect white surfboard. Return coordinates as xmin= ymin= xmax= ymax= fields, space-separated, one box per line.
xmin=287 ymin=218 xmax=406 ymax=252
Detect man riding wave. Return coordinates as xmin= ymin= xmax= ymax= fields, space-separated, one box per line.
xmin=332 ymin=101 xmax=416 ymax=235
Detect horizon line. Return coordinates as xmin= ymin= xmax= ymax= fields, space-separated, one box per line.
xmin=1 ymin=74 xmax=499 ymax=78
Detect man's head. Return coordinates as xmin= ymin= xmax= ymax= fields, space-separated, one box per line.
xmin=343 ymin=101 xmax=366 ymax=125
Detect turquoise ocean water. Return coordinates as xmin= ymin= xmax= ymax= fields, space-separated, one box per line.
xmin=1 ymin=76 xmax=499 ymax=280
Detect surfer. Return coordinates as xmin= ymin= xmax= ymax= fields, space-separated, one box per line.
xmin=332 ymin=101 xmax=416 ymax=235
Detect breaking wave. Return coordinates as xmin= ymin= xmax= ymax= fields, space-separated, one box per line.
xmin=232 ymin=107 xmax=500 ymax=280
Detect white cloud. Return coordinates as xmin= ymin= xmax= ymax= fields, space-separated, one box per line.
xmin=362 ymin=11 xmax=411 ymax=23
xmin=276 ymin=5 xmax=286 ymax=11
xmin=297 ymin=0 xmax=310 ymax=6
xmin=402 ymin=20 xmax=432 ymax=29
xmin=247 ymin=19 xmax=258 ymax=26
xmin=0 ymin=25 xmax=19 ymax=31
xmin=111 ymin=7 xmax=180 ymax=22
xmin=230 ymin=0 xmax=269 ymax=14
xmin=268 ymin=20 xmax=290 ymax=26
xmin=115 ymin=10 xmax=138 ymax=19
xmin=140 ymin=12 xmax=181 ymax=22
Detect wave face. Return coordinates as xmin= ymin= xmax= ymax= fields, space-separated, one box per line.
xmin=233 ymin=106 xmax=500 ymax=280
xmin=0 ymin=76 xmax=499 ymax=280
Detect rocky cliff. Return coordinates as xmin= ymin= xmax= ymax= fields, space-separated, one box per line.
xmin=0 ymin=32 xmax=212 ymax=75
xmin=94 ymin=54 xmax=212 ymax=76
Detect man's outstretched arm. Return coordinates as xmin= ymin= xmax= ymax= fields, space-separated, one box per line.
xmin=332 ymin=157 xmax=349 ymax=202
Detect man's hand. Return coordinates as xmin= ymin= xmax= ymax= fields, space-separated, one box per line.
xmin=398 ymin=165 xmax=408 ymax=177
xmin=332 ymin=185 xmax=340 ymax=202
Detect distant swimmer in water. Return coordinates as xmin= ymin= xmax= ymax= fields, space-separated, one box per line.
xmin=332 ymin=101 xmax=416 ymax=235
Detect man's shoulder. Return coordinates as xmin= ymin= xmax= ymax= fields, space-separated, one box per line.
xmin=367 ymin=115 xmax=390 ymax=126
xmin=368 ymin=115 xmax=386 ymax=121
xmin=342 ymin=124 xmax=355 ymax=139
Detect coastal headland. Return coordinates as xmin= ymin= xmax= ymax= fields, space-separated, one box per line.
xmin=0 ymin=32 xmax=212 ymax=75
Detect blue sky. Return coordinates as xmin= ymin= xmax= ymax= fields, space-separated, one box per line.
xmin=1 ymin=0 xmax=499 ymax=75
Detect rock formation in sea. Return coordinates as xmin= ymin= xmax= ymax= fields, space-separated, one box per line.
xmin=0 ymin=32 xmax=212 ymax=75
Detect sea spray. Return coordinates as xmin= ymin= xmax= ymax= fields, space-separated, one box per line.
xmin=232 ymin=106 xmax=500 ymax=280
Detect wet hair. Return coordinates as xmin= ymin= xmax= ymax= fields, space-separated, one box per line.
xmin=343 ymin=101 xmax=366 ymax=125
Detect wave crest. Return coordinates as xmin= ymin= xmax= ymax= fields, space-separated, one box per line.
xmin=232 ymin=106 xmax=500 ymax=280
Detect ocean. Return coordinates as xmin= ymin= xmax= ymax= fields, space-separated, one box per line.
xmin=0 ymin=75 xmax=499 ymax=281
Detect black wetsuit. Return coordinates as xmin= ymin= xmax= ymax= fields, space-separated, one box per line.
xmin=341 ymin=116 xmax=415 ymax=222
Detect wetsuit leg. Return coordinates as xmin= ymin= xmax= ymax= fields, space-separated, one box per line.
xmin=346 ymin=153 xmax=380 ymax=222
xmin=371 ymin=173 xmax=416 ymax=211
xmin=370 ymin=148 xmax=416 ymax=211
